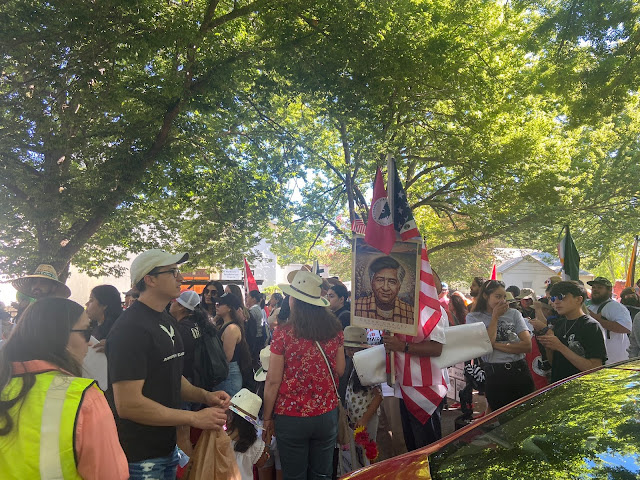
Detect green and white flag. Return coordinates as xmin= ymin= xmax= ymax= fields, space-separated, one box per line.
xmin=557 ymin=225 xmax=580 ymax=281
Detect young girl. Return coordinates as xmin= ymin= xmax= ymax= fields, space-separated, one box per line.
xmin=467 ymin=280 xmax=534 ymax=412
xmin=343 ymin=326 xmax=383 ymax=472
xmin=228 ymin=389 xmax=270 ymax=480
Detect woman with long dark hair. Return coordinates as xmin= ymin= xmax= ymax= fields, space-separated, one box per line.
xmin=448 ymin=290 xmax=469 ymax=325
xmin=0 ymin=297 xmax=128 ymax=478
xmin=85 ymin=284 xmax=123 ymax=341
xmin=213 ymin=293 xmax=252 ymax=397
xmin=262 ymin=271 xmax=345 ymax=480
xmin=467 ymin=280 xmax=534 ymax=411
xmin=201 ymin=280 xmax=224 ymax=318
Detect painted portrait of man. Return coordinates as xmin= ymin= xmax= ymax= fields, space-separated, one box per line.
xmin=354 ymin=256 xmax=414 ymax=324
xmin=352 ymin=238 xmax=420 ymax=335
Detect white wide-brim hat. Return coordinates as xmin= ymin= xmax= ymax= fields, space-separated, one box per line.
xmin=254 ymin=345 xmax=271 ymax=382
xmin=229 ymin=388 xmax=262 ymax=427
xmin=278 ymin=270 xmax=329 ymax=307
xmin=10 ymin=264 xmax=71 ymax=299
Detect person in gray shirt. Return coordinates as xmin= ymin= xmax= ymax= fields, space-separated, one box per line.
xmin=467 ymin=280 xmax=534 ymax=411
xmin=627 ymin=311 xmax=640 ymax=358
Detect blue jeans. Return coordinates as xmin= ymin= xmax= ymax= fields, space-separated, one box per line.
xmin=212 ymin=361 xmax=242 ymax=397
xmin=275 ymin=409 xmax=338 ymax=480
xmin=128 ymin=445 xmax=178 ymax=480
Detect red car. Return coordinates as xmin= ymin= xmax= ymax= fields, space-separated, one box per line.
xmin=342 ymin=359 xmax=640 ymax=479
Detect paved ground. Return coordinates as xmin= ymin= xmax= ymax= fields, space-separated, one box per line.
xmin=442 ymin=392 xmax=488 ymax=437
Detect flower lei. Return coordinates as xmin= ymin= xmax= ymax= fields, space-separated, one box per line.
xmin=354 ymin=425 xmax=378 ymax=461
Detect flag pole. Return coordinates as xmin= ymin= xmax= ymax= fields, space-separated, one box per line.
xmin=386 ymin=154 xmax=396 ymax=387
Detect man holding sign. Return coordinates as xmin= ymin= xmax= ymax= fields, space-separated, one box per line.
xmin=356 ymin=161 xmax=448 ymax=452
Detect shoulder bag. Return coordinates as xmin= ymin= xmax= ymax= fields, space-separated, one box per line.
xmin=315 ymin=341 xmax=350 ymax=446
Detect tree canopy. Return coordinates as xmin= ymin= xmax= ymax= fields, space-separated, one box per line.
xmin=0 ymin=0 xmax=638 ymax=280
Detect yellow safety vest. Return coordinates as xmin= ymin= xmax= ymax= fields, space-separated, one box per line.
xmin=0 ymin=369 xmax=99 ymax=479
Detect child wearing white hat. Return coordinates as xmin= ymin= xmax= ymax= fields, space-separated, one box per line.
xmin=227 ymin=389 xmax=270 ymax=480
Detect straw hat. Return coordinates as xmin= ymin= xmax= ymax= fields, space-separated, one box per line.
xmin=279 ymin=271 xmax=329 ymax=307
xmin=516 ymin=288 xmax=536 ymax=300
xmin=10 ymin=264 xmax=71 ymax=299
xmin=229 ymin=388 xmax=263 ymax=427
xmin=343 ymin=326 xmax=369 ymax=348
xmin=505 ymin=292 xmax=518 ymax=304
xmin=254 ymin=345 xmax=271 ymax=382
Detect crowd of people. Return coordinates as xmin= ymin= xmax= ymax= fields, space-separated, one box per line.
xmin=0 ymin=252 xmax=639 ymax=480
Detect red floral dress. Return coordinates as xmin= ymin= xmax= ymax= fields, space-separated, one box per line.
xmin=271 ymin=324 xmax=344 ymax=417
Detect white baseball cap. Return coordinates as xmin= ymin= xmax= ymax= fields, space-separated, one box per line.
xmin=176 ymin=290 xmax=200 ymax=311
xmin=130 ymin=249 xmax=189 ymax=286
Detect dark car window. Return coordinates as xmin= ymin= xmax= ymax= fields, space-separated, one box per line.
xmin=429 ymin=366 xmax=640 ymax=479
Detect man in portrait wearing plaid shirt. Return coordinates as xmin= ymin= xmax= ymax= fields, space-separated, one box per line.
xmin=355 ymin=256 xmax=414 ymax=324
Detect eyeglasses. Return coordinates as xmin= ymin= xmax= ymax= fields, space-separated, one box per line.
xmin=151 ymin=268 xmax=181 ymax=278
xmin=71 ymin=328 xmax=93 ymax=342
xmin=550 ymin=294 xmax=566 ymax=302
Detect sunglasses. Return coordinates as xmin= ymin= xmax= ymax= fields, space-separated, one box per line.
xmin=550 ymin=294 xmax=566 ymax=302
xmin=71 ymin=328 xmax=93 ymax=342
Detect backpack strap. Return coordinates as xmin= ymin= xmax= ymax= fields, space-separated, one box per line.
xmin=596 ymin=299 xmax=612 ymax=315
xmin=596 ymin=299 xmax=613 ymax=339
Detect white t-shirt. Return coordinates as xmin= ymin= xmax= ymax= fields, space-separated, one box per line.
xmin=588 ymin=300 xmax=632 ymax=364
xmin=393 ymin=307 xmax=449 ymax=399
xmin=231 ymin=438 xmax=266 ymax=480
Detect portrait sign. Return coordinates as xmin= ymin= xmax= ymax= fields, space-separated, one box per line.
xmin=351 ymin=236 xmax=421 ymax=335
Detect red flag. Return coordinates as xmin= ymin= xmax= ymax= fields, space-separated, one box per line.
xmin=364 ymin=168 xmax=395 ymax=254
xmin=244 ymin=258 xmax=259 ymax=293
xmin=490 ymin=264 xmax=497 ymax=280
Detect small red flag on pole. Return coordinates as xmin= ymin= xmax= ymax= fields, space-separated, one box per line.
xmin=243 ymin=258 xmax=259 ymax=293
xmin=490 ymin=264 xmax=497 ymax=280
xmin=364 ymin=168 xmax=396 ymax=255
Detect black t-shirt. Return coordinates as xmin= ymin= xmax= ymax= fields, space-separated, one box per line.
xmin=334 ymin=305 xmax=351 ymax=330
xmin=550 ymin=315 xmax=607 ymax=383
xmin=105 ymin=300 xmax=185 ymax=462
xmin=175 ymin=317 xmax=200 ymax=382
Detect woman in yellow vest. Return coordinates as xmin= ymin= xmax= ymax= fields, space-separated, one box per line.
xmin=0 ymin=297 xmax=128 ymax=479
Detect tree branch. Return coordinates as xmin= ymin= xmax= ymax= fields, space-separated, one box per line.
xmin=404 ymin=162 xmax=444 ymax=189
xmin=308 ymin=219 xmax=329 ymax=255
xmin=428 ymin=231 xmax=497 ymax=254
xmin=205 ymin=0 xmax=269 ymax=32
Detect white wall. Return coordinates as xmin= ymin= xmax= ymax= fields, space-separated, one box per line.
xmin=499 ymin=258 xmax=556 ymax=298
xmin=252 ymin=239 xmax=278 ymax=288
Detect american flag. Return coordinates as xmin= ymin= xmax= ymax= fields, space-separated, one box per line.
xmin=351 ymin=212 xmax=366 ymax=235
xmin=391 ymin=160 xmax=447 ymax=424
xmin=391 ymin=162 xmax=420 ymax=240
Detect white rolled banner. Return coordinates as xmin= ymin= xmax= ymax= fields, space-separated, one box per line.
xmin=433 ymin=322 xmax=493 ymax=369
